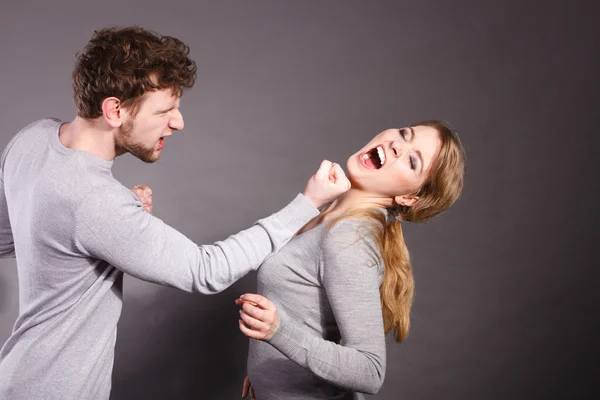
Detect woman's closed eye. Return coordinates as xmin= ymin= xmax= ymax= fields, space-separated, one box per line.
xmin=399 ymin=128 xmax=407 ymax=141
xmin=409 ymin=155 xmax=416 ymax=170
xmin=399 ymin=129 xmax=416 ymax=170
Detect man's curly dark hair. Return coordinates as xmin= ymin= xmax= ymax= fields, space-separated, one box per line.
xmin=72 ymin=26 xmax=197 ymax=118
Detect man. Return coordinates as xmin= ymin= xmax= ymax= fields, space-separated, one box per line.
xmin=0 ymin=26 xmax=349 ymax=399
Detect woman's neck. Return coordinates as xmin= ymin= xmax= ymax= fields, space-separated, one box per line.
xmin=321 ymin=188 xmax=393 ymax=219
xmin=296 ymin=188 xmax=392 ymax=235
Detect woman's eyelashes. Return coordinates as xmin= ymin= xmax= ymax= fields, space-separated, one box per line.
xmin=399 ymin=129 xmax=416 ymax=170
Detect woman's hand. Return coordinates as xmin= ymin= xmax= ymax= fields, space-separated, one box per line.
xmin=241 ymin=375 xmax=256 ymax=400
xmin=235 ymin=294 xmax=280 ymax=340
xmin=129 ymin=184 xmax=153 ymax=214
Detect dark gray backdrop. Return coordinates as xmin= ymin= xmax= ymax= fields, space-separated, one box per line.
xmin=0 ymin=1 xmax=597 ymax=399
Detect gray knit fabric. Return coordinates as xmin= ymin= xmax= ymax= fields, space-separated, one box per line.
xmin=0 ymin=118 xmax=319 ymax=399
xmin=248 ymin=216 xmax=387 ymax=399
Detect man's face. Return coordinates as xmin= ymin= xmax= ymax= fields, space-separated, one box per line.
xmin=117 ymin=88 xmax=184 ymax=163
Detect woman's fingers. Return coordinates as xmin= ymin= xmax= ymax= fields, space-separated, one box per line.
xmin=237 ymin=293 xmax=280 ymax=340
xmin=239 ymin=310 xmax=270 ymax=332
xmin=239 ymin=293 xmax=273 ymax=310
xmin=239 ymin=319 xmax=267 ymax=340
xmin=242 ymin=376 xmax=250 ymax=398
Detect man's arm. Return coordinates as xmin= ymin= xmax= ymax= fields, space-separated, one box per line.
xmin=76 ymin=160 xmax=349 ymax=294
xmin=0 ymin=143 xmax=15 ymax=259
xmin=0 ymin=173 xmax=15 ymax=259
xmin=76 ymin=187 xmax=317 ymax=294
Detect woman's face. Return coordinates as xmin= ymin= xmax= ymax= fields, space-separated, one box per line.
xmin=347 ymin=125 xmax=442 ymax=206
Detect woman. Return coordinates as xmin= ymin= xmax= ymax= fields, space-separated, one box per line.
xmin=236 ymin=121 xmax=466 ymax=399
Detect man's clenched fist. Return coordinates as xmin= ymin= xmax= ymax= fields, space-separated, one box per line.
xmin=130 ymin=184 xmax=153 ymax=214
xmin=303 ymin=160 xmax=351 ymax=208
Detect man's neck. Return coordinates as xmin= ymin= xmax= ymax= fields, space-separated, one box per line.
xmin=59 ymin=116 xmax=118 ymax=161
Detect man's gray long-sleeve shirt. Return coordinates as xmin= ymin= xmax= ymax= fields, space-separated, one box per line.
xmin=0 ymin=118 xmax=319 ymax=399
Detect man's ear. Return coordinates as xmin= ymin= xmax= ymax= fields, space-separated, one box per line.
xmin=101 ymin=97 xmax=124 ymax=128
xmin=394 ymin=194 xmax=419 ymax=207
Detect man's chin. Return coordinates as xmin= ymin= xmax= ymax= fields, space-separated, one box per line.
xmin=139 ymin=155 xmax=160 ymax=164
xmin=133 ymin=150 xmax=161 ymax=164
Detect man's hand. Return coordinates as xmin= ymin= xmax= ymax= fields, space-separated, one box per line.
xmin=235 ymin=294 xmax=280 ymax=341
xmin=303 ymin=160 xmax=351 ymax=208
xmin=129 ymin=184 xmax=153 ymax=214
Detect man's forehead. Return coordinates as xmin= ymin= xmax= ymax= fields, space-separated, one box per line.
xmin=147 ymin=87 xmax=180 ymax=105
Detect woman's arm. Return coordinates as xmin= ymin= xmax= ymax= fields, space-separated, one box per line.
xmin=238 ymin=219 xmax=387 ymax=394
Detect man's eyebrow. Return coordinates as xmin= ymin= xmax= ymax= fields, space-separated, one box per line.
xmin=155 ymin=105 xmax=175 ymax=114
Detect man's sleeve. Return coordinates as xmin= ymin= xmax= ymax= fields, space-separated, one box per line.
xmin=0 ymin=137 xmax=17 ymax=259
xmin=75 ymin=186 xmax=318 ymax=294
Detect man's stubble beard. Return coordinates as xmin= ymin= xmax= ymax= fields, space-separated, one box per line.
xmin=117 ymin=119 xmax=160 ymax=163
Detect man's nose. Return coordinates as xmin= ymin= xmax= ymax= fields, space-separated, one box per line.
xmin=169 ymin=109 xmax=184 ymax=131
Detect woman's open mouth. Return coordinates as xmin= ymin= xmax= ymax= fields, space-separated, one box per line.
xmin=360 ymin=145 xmax=386 ymax=170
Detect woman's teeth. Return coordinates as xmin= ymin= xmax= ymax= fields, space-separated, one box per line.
xmin=377 ymin=146 xmax=386 ymax=166
xmin=361 ymin=146 xmax=386 ymax=168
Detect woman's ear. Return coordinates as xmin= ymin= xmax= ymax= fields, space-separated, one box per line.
xmin=394 ymin=194 xmax=419 ymax=207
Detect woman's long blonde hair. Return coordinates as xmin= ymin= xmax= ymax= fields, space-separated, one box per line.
xmin=330 ymin=120 xmax=465 ymax=342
